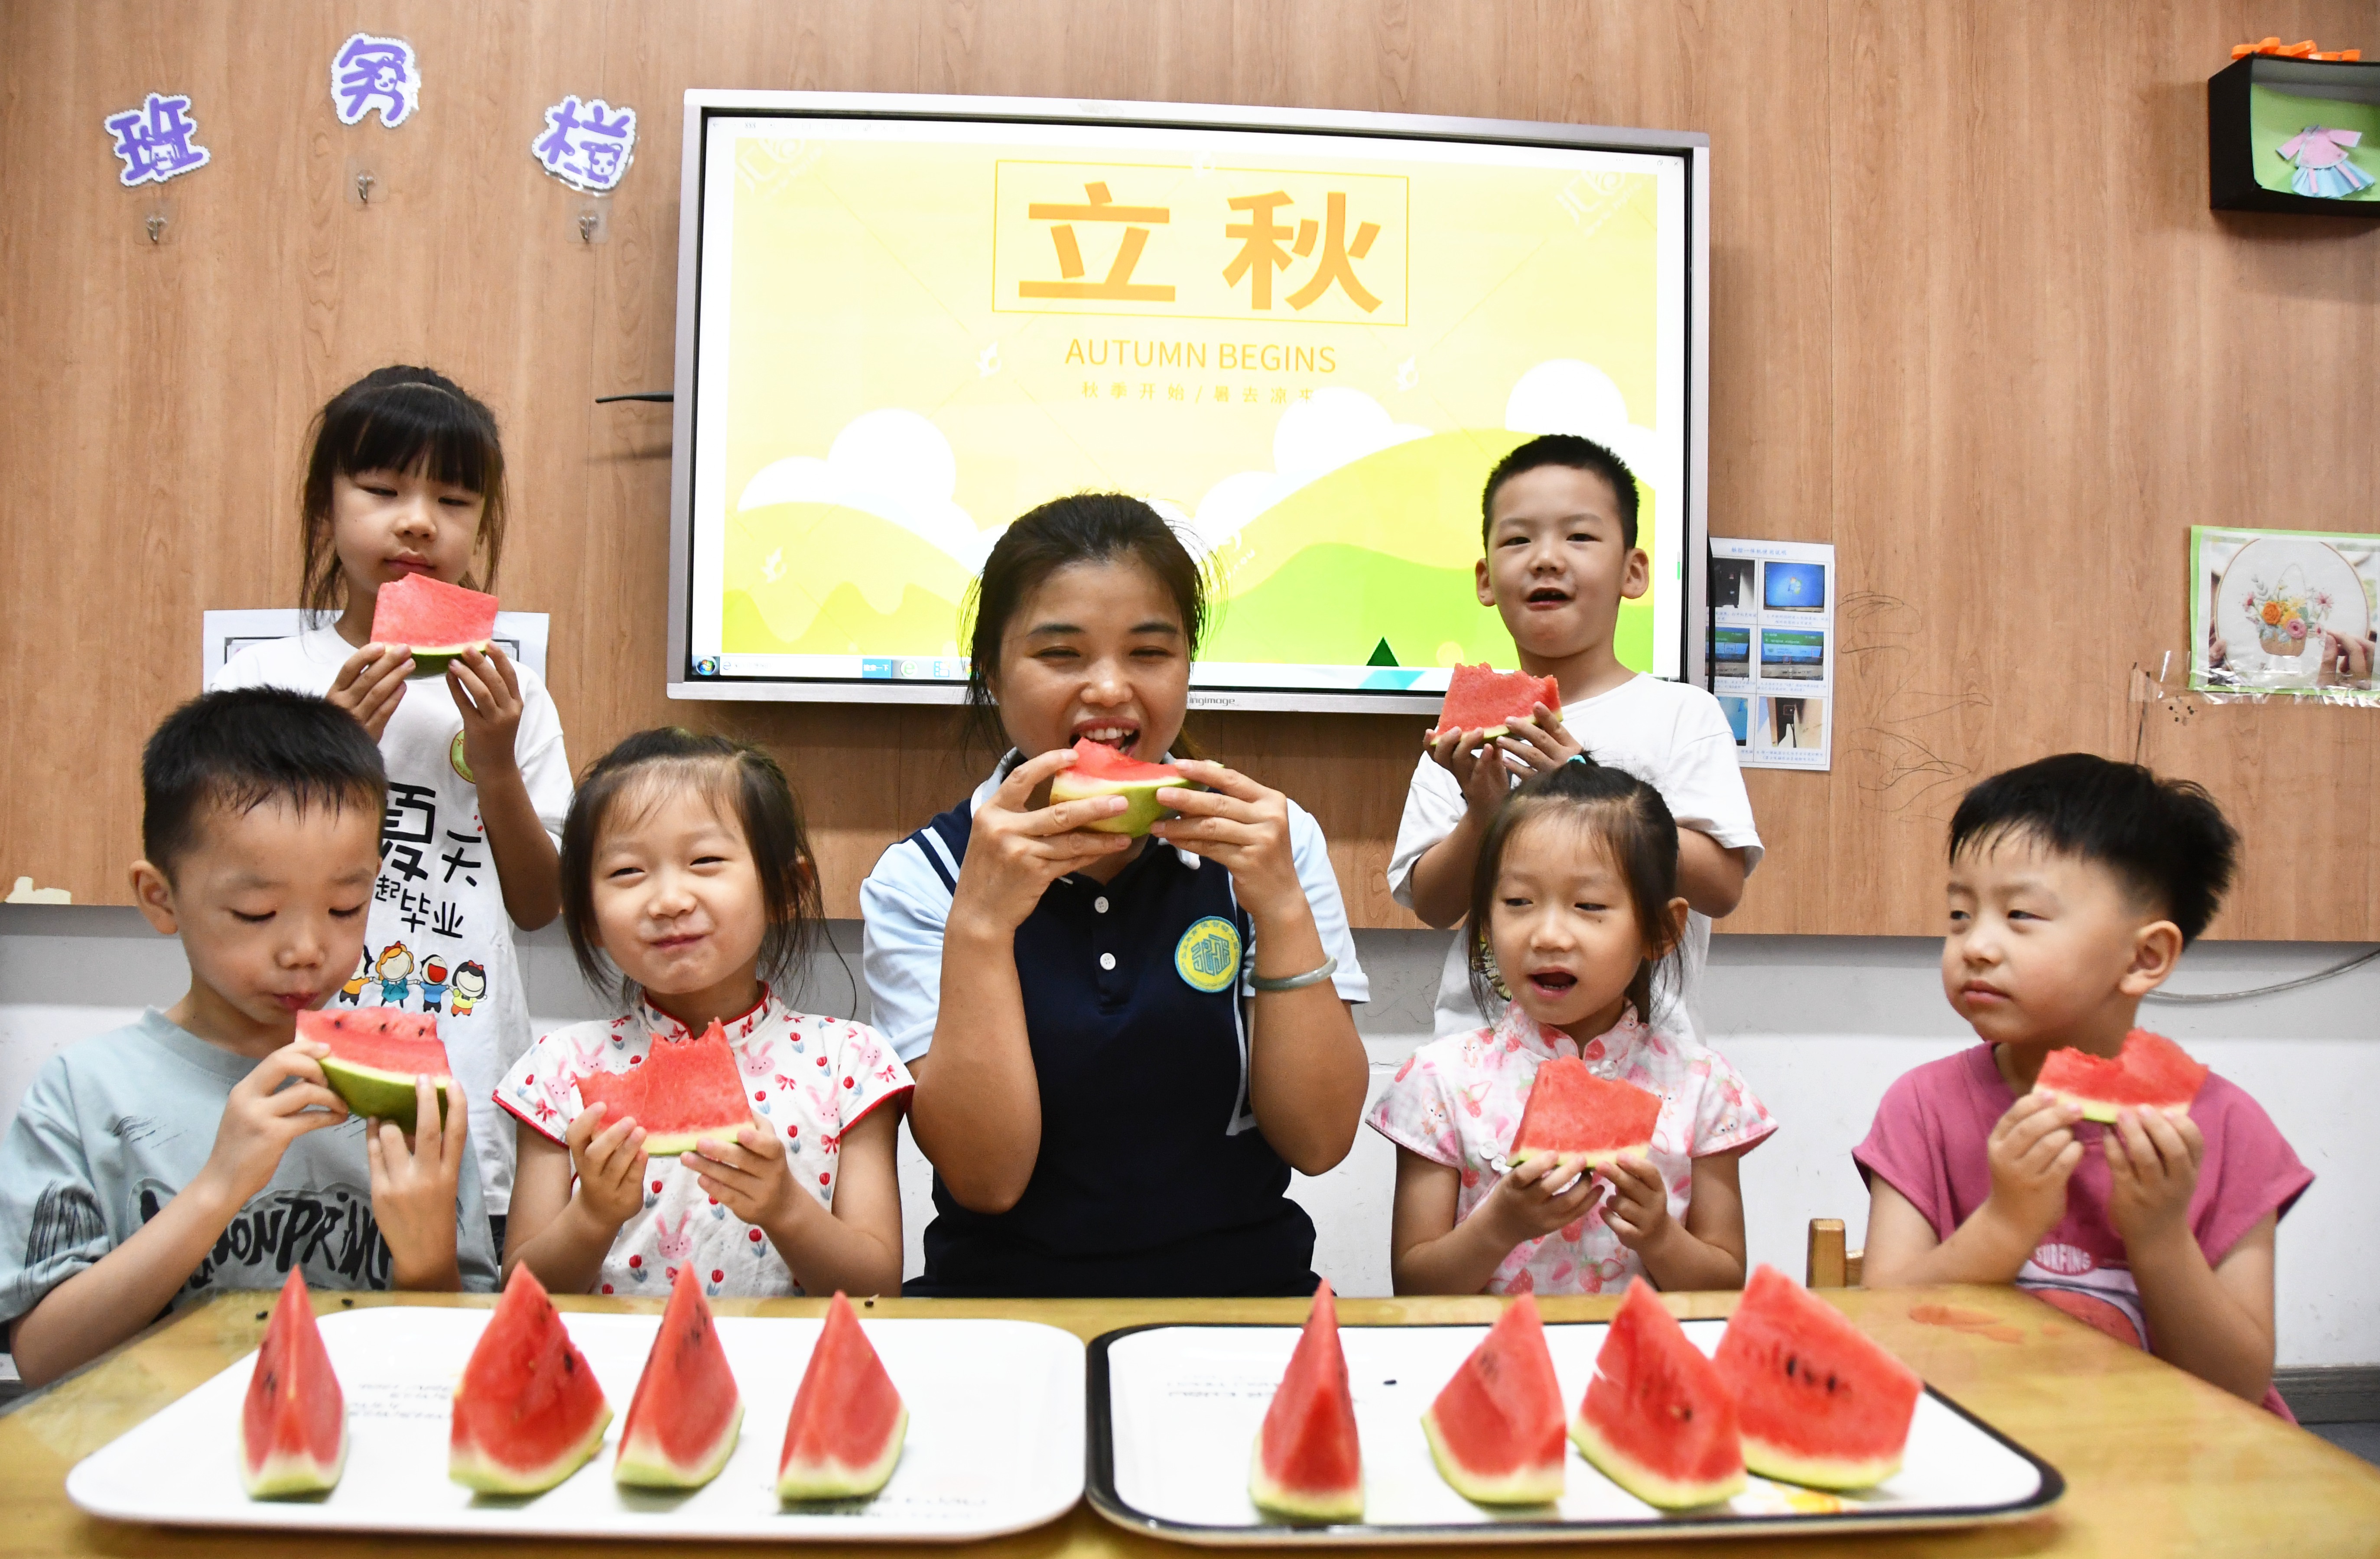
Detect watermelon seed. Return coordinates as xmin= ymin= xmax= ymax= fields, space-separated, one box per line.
xmin=255 ymin=1311 xmax=268 ymax=1321
xmin=341 ymin=1297 xmax=354 ymax=1306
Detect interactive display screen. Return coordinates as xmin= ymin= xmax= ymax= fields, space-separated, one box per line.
xmin=670 ymin=95 xmax=1707 ymax=709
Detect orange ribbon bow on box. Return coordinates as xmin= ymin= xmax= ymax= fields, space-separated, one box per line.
xmin=2232 ymin=36 xmax=2361 ymax=61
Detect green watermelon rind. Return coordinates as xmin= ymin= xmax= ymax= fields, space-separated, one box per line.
xmin=616 ymin=1400 xmax=743 ymax=1491
xmin=402 ymin=646 xmax=485 ymax=680
xmin=1418 ymin=1409 xmax=1564 ymax=1505
xmin=1048 ymin=771 xmax=1202 ymax=837
xmin=1569 ymin=1409 xmax=1744 ymax=1510
xmin=317 ymin=1057 xmax=451 ymax=1133
xmin=241 ymin=1440 xmax=351 ymax=1500
xmin=1249 ymin=1435 xmax=1364 ymax=1523
xmin=1740 ymin=1438 xmax=1906 ymax=1492
xmin=450 ymin=1406 xmax=614 ymax=1495
xmin=775 ymin=1402 xmax=907 ymax=1501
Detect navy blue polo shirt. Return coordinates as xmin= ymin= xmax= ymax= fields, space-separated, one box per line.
xmin=859 ymin=758 xmax=1368 ymax=1297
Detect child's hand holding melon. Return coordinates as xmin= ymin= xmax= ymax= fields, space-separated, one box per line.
xmin=682 ymin=1117 xmax=802 ymax=1231
xmin=565 ymin=1101 xmax=649 ymax=1234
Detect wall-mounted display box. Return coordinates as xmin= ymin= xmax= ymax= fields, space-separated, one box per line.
xmin=2211 ymin=54 xmax=2380 ymax=215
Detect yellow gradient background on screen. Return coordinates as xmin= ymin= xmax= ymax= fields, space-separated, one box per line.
xmin=716 ymin=134 xmax=1666 ymax=674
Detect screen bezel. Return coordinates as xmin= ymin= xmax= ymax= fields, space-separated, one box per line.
xmin=665 ymin=90 xmax=1711 ymax=714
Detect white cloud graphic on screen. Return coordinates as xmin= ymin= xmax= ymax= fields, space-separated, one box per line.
xmin=1504 ymin=359 xmax=1657 ymax=482
xmin=736 ymin=409 xmax=998 ymax=572
xmin=1187 ymin=389 xmax=1428 ymax=552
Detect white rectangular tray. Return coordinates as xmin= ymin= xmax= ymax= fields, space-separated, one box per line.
xmin=1089 ymin=1321 xmax=2061 ymax=1544
xmin=67 ymin=1306 xmax=1085 ymax=1542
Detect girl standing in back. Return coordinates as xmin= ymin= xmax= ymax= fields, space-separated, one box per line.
xmin=213 ymin=366 xmax=569 ymax=1247
xmin=1373 ymin=760 xmax=1775 ymax=1295
xmin=498 ymin=729 xmax=908 ymax=1298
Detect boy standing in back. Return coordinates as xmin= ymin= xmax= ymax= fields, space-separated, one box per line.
xmin=0 ymin=690 xmax=497 ymax=1387
xmin=1388 ymin=435 xmax=1761 ymax=1038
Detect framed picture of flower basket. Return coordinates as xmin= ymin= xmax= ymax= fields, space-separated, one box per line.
xmin=2191 ymin=525 xmax=2378 ymax=699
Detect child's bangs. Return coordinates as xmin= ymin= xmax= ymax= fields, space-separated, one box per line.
xmin=328 ymin=385 xmax=497 ymax=494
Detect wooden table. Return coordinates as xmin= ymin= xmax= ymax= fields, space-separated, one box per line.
xmin=4 ymin=1283 xmax=2375 ymax=1556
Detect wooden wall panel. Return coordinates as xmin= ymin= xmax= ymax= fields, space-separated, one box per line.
xmin=2 ymin=0 xmax=2374 ymax=936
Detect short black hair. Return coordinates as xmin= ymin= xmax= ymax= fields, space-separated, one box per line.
xmin=1481 ymin=434 xmax=1641 ymax=550
xmin=1948 ymin=753 xmax=2238 ymax=944
xmin=300 ymin=366 xmax=507 ymax=617
xmin=141 ymin=690 xmax=387 ymax=878
xmin=1468 ymin=758 xmax=1684 ymax=1023
xmin=559 ymin=728 xmax=824 ymax=1007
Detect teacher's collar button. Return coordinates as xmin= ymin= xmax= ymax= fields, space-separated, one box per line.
xmin=1094 ymin=896 xmax=1110 ymax=914
xmin=1099 ymin=952 xmax=1117 ymax=970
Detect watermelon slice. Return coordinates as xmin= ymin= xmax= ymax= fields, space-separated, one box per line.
xmin=239 ymin=1269 xmax=348 ymax=1499
xmin=449 ymin=1264 xmax=613 ymax=1495
xmin=1419 ymin=1292 xmax=1566 ymax=1505
xmin=1047 ymin=738 xmax=1200 ymax=837
xmin=1713 ymin=1265 xmax=1923 ymax=1491
xmin=575 ymin=1018 xmax=753 ymax=1157
xmin=1428 ymin=663 xmax=1563 ymax=741
xmin=1507 ymin=1057 xmax=1661 ymax=1169
xmin=615 ymin=1261 xmax=743 ymax=1490
xmin=370 ymin=573 xmax=499 ymax=679
xmin=299 ymin=1006 xmax=451 ymax=1133
xmin=2035 ymin=1028 xmax=2209 ymax=1123
xmin=1570 ymin=1279 xmax=1744 ymax=1509
xmin=777 ymin=1291 xmax=908 ymax=1501
xmin=1249 ymin=1279 xmax=1363 ymax=1522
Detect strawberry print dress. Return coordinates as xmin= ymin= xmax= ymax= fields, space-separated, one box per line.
xmin=1366 ymin=1005 xmax=1775 ymax=1295
xmin=497 ymin=991 xmax=911 ymax=1298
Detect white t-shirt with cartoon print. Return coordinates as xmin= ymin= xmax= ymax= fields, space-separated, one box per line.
xmin=213 ymin=625 xmax=572 ymax=1214
xmin=497 ymin=993 xmax=912 ymax=1299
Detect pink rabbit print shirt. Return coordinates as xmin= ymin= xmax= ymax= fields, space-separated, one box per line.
xmin=498 ymin=991 xmax=912 ymax=1299
xmin=1367 ymin=1005 xmax=1775 ymax=1295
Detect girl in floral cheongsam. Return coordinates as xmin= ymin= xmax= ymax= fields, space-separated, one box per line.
xmin=498 ymin=730 xmax=911 ymax=1299
xmin=1370 ymin=760 xmax=1775 ymax=1295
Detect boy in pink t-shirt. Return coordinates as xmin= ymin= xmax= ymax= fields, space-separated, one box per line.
xmin=1855 ymin=755 xmax=2311 ymax=1416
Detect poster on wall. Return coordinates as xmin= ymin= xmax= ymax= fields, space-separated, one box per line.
xmin=1709 ymin=538 xmax=1834 ymax=770
xmin=2190 ymin=524 xmax=2378 ymax=701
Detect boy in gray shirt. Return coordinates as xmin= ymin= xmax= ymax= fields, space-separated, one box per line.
xmin=0 ymin=690 xmax=497 ymax=1386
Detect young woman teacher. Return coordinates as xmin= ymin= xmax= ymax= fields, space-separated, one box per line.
xmin=861 ymin=494 xmax=1370 ymax=1295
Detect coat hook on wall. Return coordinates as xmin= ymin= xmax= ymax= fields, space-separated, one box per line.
xmin=572 ymin=196 xmax=610 ymax=246
xmin=145 ymin=213 xmax=166 ymax=244
xmin=356 ymin=170 xmax=376 ymax=205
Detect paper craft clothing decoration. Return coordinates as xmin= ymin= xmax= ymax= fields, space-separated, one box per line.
xmin=2278 ymin=127 xmax=2375 ymax=199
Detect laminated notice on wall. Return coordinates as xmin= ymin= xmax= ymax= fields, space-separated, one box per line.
xmin=1710 ymin=538 xmax=1834 ymax=770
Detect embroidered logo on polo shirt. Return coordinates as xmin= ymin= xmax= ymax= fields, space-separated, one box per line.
xmin=1174 ymin=915 xmax=1242 ymax=993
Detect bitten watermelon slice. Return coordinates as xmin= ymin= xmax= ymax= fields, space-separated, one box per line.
xmin=1507 ymin=1057 xmax=1662 ymax=1169
xmin=2035 ymin=1028 xmax=2209 ymax=1123
xmin=1047 ymin=738 xmax=1200 ymax=837
xmin=615 ymin=1261 xmax=743 ymax=1489
xmin=240 ymin=1269 xmax=348 ymax=1499
xmin=299 ymin=1006 xmax=451 ymax=1133
xmin=1249 ymin=1279 xmax=1363 ymax=1522
xmin=1570 ymin=1279 xmax=1744 ymax=1509
xmin=1713 ymin=1265 xmax=1923 ymax=1491
xmin=371 ymin=573 xmax=499 ymax=678
xmin=1419 ymin=1292 xmax=1566 ymax=1505
xmin=777 ymin=1291 xmax=908 ymax=1501
xmin=575 ymin=1018 xmax=753 ymax=1156
xmin=1428 ymin=663 xmax=1563 ymax=741
xmin=449 ymin=1264 xmax=613 ymax=1494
